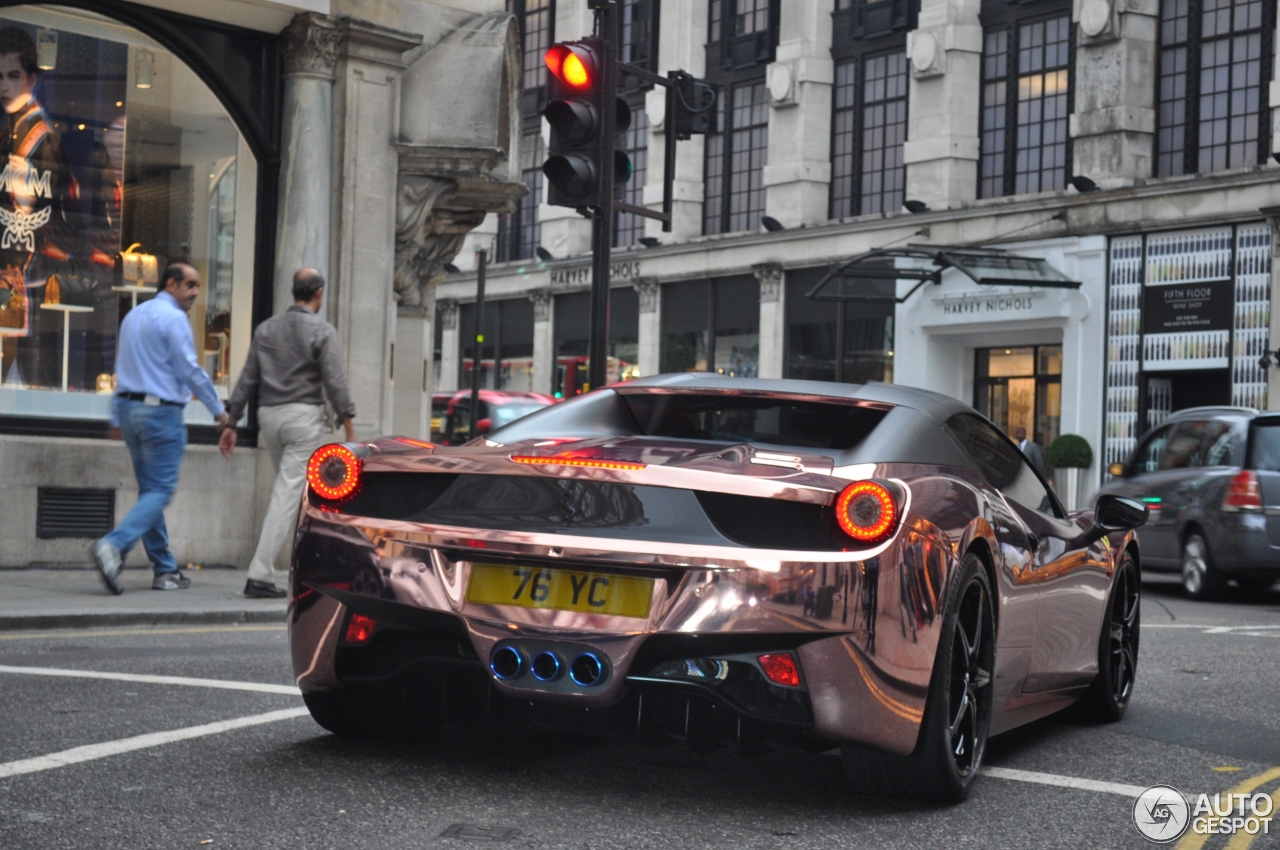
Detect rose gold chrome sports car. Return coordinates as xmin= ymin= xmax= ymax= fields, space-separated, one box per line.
xmin=290 ymin=374 xmax=1147 ymax=802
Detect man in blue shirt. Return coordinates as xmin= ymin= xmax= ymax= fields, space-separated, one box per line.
xmin=92 ymin=263 xmax=229 ymax=593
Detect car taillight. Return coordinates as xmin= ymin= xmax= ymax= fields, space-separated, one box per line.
xmin=758 ymin=653 xmax=801 ymax=687
xmin=307 ymin=444 xmax=361 ymax=501
xmin=343 ymin=613 xmax=376 ymax=644
xmin=835 ymin=480 xmax=899 ymax=543
xmin=1223 ymin=470 xmax=1263 ymax=511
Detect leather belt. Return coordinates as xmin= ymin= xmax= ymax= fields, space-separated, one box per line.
xmin=117 ymin=392 xmax=183 ymax=407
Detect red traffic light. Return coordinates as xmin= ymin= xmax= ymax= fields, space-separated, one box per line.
xmin=545 ymin=43 xmax=596 ymax=89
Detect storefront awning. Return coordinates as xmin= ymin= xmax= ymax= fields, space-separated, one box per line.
xmin=805 ymin=245 xmax=1081 ymax=303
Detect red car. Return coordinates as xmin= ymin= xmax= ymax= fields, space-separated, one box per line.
xmin=440 ymin=390 xmax=555 ymax=445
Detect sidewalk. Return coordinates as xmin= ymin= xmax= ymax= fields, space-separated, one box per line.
xmin=0 ymin=566 xmax=288 ymax=630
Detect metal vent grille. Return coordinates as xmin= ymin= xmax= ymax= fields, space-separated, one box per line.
xmin=36 ymin=488 xmax=115 ymax=539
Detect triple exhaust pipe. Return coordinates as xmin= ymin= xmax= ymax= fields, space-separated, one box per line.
xmin=489 ymin=644 xmax=607 ymax=687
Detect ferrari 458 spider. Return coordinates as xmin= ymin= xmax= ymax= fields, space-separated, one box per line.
xmin=291 ymin=374 xmax=1147 ymax=802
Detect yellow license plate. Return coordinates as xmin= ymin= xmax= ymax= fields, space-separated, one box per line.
xmin=467 ymin=563 xmax=653 ymax=618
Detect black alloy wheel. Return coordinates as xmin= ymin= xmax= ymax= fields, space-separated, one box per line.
xmin=947 ymin=574 xmax=994 ymax=779
xmin=842 ymin=554 xmax=995 ymax=803
xmin=1080 ymin=549 xmax=1140 ymax=722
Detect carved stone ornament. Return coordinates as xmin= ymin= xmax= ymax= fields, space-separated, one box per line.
xmin=530 ymin=289 xmax=553 ymax=322
xmin=437 ymin=299 xmax=459 ymax=331
xmin=282 ymin=13 xmax=341 ymax=79
xmin=753 ymin=264 xmax=784 ymax=302
xmin=635 ymin=277 xmax=660 ymax=314
xmin=393 ymin=144 xmax=528 ymax=307
xmin=394 ymin=173 xmax=486 ymax=307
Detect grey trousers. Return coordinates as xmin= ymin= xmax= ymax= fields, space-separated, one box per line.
xmin=248 ymin=403 xmax=328 ymax=582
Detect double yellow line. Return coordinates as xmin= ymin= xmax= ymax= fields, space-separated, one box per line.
xmin=1176 ymin=766 xmax=1280 ymax=850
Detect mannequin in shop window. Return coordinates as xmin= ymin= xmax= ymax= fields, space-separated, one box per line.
xmin=0 ymin=26 xmax=73 ymax=388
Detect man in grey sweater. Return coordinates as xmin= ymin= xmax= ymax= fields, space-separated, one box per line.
xmin=219 ymin=269 xmax=356 ymax=598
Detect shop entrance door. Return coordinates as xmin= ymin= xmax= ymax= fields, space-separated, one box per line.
xmin=1142 ymin=371 xmax=1231 ymax=432
xmin=974 ymin=345 xmax=1062 ymax=452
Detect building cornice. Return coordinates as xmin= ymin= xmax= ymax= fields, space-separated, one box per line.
xmin=440 ymin=166 xmax=1280 ymax=291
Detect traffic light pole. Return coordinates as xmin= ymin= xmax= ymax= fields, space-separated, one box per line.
xmin=468 ymin=247 xmax=486 ymax=441
xmin=586 ymin=0 xmax=618 ymax=394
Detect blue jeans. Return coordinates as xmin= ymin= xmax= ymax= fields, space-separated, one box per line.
xmin=103 ymin=398 xmax=187 ymax=574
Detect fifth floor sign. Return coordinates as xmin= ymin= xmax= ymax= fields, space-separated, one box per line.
xmin=1142 ymin=267 xmax=1233 ymax=371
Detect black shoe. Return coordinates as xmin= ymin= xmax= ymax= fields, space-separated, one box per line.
xmin=245 ymin=579 xmax=287 ymax=599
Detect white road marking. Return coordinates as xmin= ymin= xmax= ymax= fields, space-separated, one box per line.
xmin=1145 ymin=624 xmax=1280 ymax=630
xmin=0 ymin=665 xmax=301 ymax=696
xmin=0 ymin=707 xmax=310 ymax=779
xmin=981 ymin=766 xmax=1151 ymax=798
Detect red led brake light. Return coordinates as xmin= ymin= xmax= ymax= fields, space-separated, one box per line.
xmin=510 ymin=455 xmax=645 ymax=471
xmin=758 ymin=653 xmax=801 ymax=687
xmin=835 ymin=480 xmax=899 ymax=543
xmin=307 ymin=444 xmax=361 ymax=501
xmin=1224 ymin=470 xmax=1262 ymax=511
xmin=344 ymin=613 xmax=377 ymax=644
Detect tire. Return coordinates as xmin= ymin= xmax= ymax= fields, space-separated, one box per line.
xmin=1078 ymin=548 xmax=1140 ymax=722
xmin=302 ymin=681 xmax=442 ymax=743
xmin=841 ymin=553 xmax=995 ymax=804
xmin=1181 ymin=533 xmax=1226 ymax=600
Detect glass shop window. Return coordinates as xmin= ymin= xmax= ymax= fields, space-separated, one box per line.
xmin=784 ymin=268 xmax=894 ymax=384
xmin=0 ymin=6 xmax=256 ymax=423
xmin=552 ymin=288 xmax=640 ymax=398
xmin=660 ymin=277 xmax=760 ymax=377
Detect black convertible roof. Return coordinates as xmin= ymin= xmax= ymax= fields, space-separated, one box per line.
xmin=616 ymin=373 xmax=975 ymax=426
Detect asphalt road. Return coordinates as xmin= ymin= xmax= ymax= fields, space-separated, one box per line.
xmin=0 ymin=575 xmax=1277 ymax=850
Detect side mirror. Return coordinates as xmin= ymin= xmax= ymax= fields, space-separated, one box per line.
xmin=1076 ymin=494 xmax=1149 ymax=548
xmin=475 ymin=417 xmax=492 ymax=435
xmin=1096 ymin=494 xmax=1148 ymax=531
xmin=1108 ymin=462 xmax=1126 ymax=478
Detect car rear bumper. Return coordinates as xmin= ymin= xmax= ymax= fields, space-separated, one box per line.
xmin=1212 ymin=513 xmax=1280 ymax=575
xmin=288 ymin=511 xmax=955 ymax=755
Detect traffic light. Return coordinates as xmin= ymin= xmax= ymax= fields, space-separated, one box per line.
xmin=543 ymin=40 xmax=632 ymax=208
xmin=670 ymin=71 xmax=717 ymax=140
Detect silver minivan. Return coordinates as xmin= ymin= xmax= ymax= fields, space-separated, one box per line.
xmin=1098 ymin=406 xmax=1280 ymax=599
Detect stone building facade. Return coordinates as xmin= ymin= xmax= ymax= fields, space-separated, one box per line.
xmin=434 ymin=0 xmax=1280 ymax=503
xmin=0 ymin=0 xmax=523 ymax=566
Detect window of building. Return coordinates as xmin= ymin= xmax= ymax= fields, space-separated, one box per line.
xmin=0 ymin=7 xmax=258 ymax=424
xmin=830 ymin=0 xmax=915 ymax=219
xmin=703 ymin=0 xmax=776 ymax=236
xmin=623 ymin=0 xmax=659 ymax=72
xmin=784 ymin=268 xmax=894 ymax=383
xmin=979 ymin=9 xmax=1072 ymax=198
xmin=660 ymin=277 xmax=759 ymax=376
xmin=703 ymin=82 xmax=768 ymax=235
xmin=831 ymin=52 xmax=908 ymax=217
xmin=497 ymin=0 xmax=554 ymax=261
xmin=459 ymin=298 xmax=535 ymax=391
xmin=613 ymin=0 xmax=657 ymax=248
xmin=458 ymin=299 xmax=497 ymax=390
xmin=709 ymin=0 xmax=779 ymax=70
xmin=1155 ymin=0 xmax=1273 ymax=176
xmin=552 ymin=288 xmax=639 ymax=397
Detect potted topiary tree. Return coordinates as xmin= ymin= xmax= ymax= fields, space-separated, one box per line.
xmin=1048 ymin=434 xmax=1093 ymax=511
